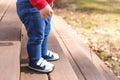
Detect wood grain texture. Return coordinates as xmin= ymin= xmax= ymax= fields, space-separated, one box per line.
xmin=52 ymin=15 xmax=118 ymax=80
xmin=48 ymin=31 xmax=79 ymax=80
xmin=92 ymin=52 xmax=118 ymax=80
xmin=0 ymin=0 xmax=21 ymax=80
xmin=51 ymin=25 xmax=85 ymax=80
xmin=0 ymin=0 xmax=21 ymax=41
xmin=0 ymin=41 xmax=21 ymax=80
xmin=52 ymin=15 xmax=107 ymax=80
xmin=0 ymin=0 xmax=12 ymax=20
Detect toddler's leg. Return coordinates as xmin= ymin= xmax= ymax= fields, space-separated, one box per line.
xmin=42 ymin=16 xmax=59 ymax=61
xmin=24 ymin=13 xmax=54 ymax=73
xmin=16 ymin=1 xmax=54 ymax=73
xmin=41 ymin=16 xmax=52 ymax=55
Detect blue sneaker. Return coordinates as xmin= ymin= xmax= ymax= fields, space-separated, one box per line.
xmin=43 ymin=50 xmax=59 ymax=61
xmin=28 ymin=58 xmax=54 ymax=73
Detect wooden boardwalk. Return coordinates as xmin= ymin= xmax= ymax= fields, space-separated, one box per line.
xmin=0 ymin=0 xmax=21 ymax=80
xmin=0 ymin=0 xmax=118 ymax=80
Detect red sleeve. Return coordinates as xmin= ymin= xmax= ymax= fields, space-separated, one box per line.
xmin=30 ymin=0 xmax=48 ymax=10
xmin=46 ymin=0 xmax=54 ymax=4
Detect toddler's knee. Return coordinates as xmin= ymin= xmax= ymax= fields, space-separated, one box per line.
xmin=28 ymin=37 xmax=44 ymax=45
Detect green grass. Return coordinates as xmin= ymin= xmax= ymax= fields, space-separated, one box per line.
xmin=70 ymin=0 xmax=120 ymax=14
xmin=97 ymin=52 xmax=106 ymax=60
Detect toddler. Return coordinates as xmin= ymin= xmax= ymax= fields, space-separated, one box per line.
xmin=16 ymin=0 xmax=59 ymax=73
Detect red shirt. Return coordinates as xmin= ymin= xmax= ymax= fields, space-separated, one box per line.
xmin=30 ymin=0 xmax=54 ymax=10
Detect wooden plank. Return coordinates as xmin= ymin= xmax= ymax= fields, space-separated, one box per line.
xmin=0 ymin=41 xmax=21 ymax=80
xmin=0 ymin=0 xmax=21 ymax=80
xmin=48 ymin=30 xmax=79 ymax=80
xmin=20 ymin=25 xmax=48 ymax=80
xmin=52 ymin=15 xmax=118 ymax=80
xmin=67 ymin=23 xmax=118 ymax=80
xmin=92 ymin=52 xmax=118 ymax=80
xmin=0 ymin=0 xmax=12 ymax=21
xmin=52 ymin=15 xmax=107 ymax=80
xmin=67 ymin=27 xmax=118 ymax=80
xmin=0 ymin=0 xmax=21 ymax=41
xmin=20 ymin=52 xmax=48 ymax=80
xmin=52 ymin=16 xmax=92 ymax=60
xmin=0 ymin=0 xmax=4 ymax=4
xmin=51 ymin=25 xmax=85 ymax=80
xmin=74 ymin=31 xmax=118 ymax=80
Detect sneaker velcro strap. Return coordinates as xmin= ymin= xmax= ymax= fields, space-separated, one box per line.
xmin=40 ymin=60 xmax=47 ymax=67
xmin=46 ymin=50 xmax=54 ymax=57
xmin=36 ymin=58 xmax=44 ymax=66
xmin=37 ymin=58 xmax=53 ymax=68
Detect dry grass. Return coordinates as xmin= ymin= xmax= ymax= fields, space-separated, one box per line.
xmin=54 ymin=0 xmax=120 ymax=79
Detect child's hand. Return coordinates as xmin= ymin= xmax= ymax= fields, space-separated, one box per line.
xmin=39 ymin=4 xmax=53 ymax=19
xmin=49 ymin=2 xmax=54 ymax=8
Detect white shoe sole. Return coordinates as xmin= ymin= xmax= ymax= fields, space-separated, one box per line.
xmin=28 ymin=66 xmax=54 ymax=73
xmin=46 ymin=57 xmax=60 ymax=61
xmin=45 ymin=54 xmax=60 ymax=61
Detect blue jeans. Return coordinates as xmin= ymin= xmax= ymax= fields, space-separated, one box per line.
xmin=16 ymin=0 xmax=51 ymax=61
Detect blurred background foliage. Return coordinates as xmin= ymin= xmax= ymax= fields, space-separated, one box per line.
xmin=54 ymin=0 xmax=120 ymax=79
